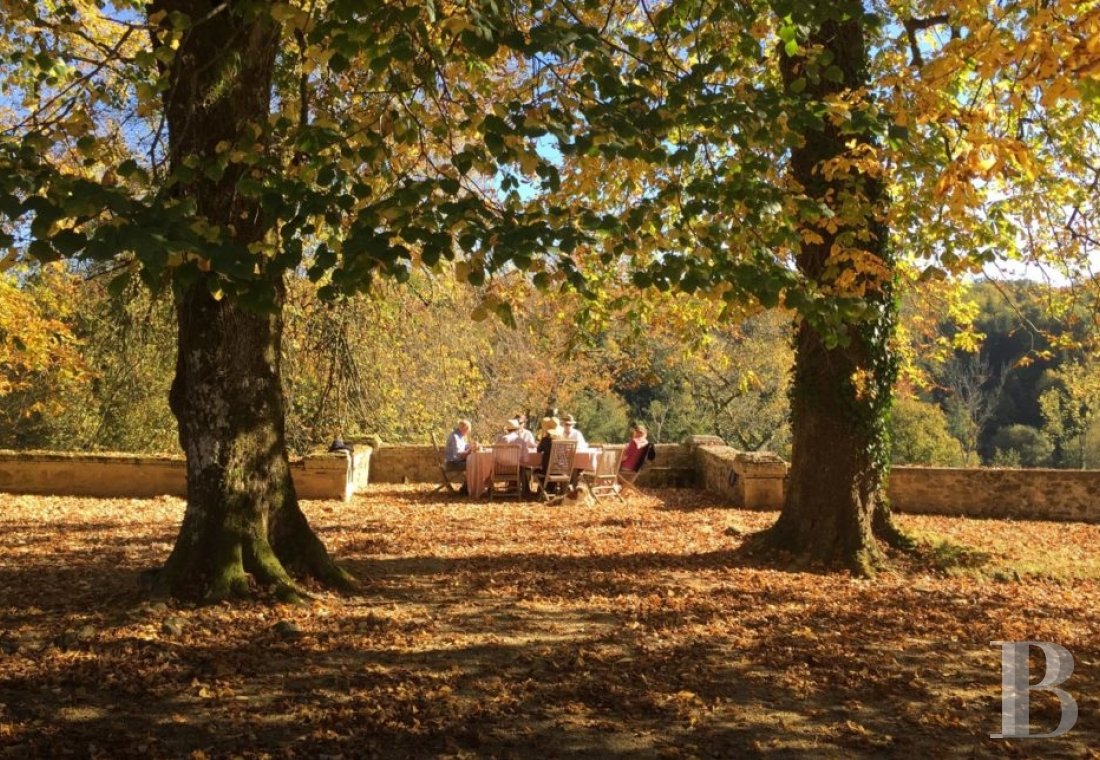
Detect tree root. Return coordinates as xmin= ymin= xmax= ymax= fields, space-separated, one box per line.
xmin=873 ymin=503 xmax=917 ymax=551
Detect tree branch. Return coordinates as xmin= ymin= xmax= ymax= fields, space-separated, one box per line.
xmin=903 ymin=14 xmax=949 ymax=68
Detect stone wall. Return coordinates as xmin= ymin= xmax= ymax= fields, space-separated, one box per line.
xmin=0 ymin=450 xmax=365 ymax=501
xmin=694 ymin=445 xmax=1100 ymax=524
xmin=6 ymin=444 xmax=1097 ymax=523
xmin=369 ymin=445 xmax=439 ymax=484
xmin=693 ymin=443 xmax=787 ymax=510
xmin=888 ymin=466 xmax=1100 ymax=523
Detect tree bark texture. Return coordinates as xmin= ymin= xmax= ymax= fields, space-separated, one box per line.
xmin=761 ymin=5 xmax=901 ymax=572
xmin=152 ymin=0 xmax=350 ymax=599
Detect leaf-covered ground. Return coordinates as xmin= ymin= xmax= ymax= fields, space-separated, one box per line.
xmin=1 ymin=485 xmax=1097 ymax=759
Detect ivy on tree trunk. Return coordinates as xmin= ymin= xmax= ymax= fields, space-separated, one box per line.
xmin=758 ymin=3 xmax=904 ymax=573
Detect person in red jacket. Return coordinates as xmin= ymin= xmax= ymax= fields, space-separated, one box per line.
xmin=620 ymin=423 xmax=653 ymax=472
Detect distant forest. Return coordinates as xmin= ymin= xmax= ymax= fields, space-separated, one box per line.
xmin=3 ymin=265 xmax=1098 ymax=468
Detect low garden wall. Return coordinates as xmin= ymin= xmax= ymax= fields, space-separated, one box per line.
xmin=694 ymin=443 xmax=1100 ymax=523
xmin=888 ymin=466 xmax=1100 ymax=523
xmin=4 ymin=443 xmax=1097 ymax=523
xmin=0 ymin=449 xmax=370 ymax=502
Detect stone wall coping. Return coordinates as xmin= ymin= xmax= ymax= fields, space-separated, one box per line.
xmin=735 ymin=451 xmax=787 ymax=464
xmin=892 ymin=465 xmax=1098 ymax=476
xmin=0 ymin=449 xmax=185 ymax=464
xmin=682 ymin=435 xmax=726 ymax=448
xmin=0 ymin=448 xmax=347 ymax=459
xmin=0 ymin=449 xmax=350 ymax=465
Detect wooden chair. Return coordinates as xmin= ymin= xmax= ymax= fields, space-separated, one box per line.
xmin=618 ymin=442 xmax=655 ymax=497
xmin=488 ymin=444 xmax=523 ymax=500
xmin=584 ymin=446 xmax=625 ymax=503
xmin=533 ymin=439 xmax=577 ymax=505
xmin=430 ymin=431 xmax=465 ymax=494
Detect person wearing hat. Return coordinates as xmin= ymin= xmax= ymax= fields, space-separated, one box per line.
xmin=560 ymin=414 xmax=587 ymax=449
xmin=516 ymin=413 xmax=537 ymax=447
xmin=535 ymin=416 xmax=564 ymax=477
xmin=495 ymin=418 xmax=526 ymax=445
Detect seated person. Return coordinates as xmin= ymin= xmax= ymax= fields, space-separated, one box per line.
xmin=535 ymin=416 xmax=569 ymax=492
xmin=328 ymin=436 xmax=354 ymax=454
xmin=560 ymin=414 xmax=587 ymax=448
xmin=620 ymin=423 xmax=654 ymax=472
xmin=496 ymin=418 xmax=526 ymax=445
xmin=517 ymin=414 xmax=537 ymax=447
xmin=444 ymin=419 xmax=473 ymax=470
xmin=536 ymin=414 xmax=563 ymax=461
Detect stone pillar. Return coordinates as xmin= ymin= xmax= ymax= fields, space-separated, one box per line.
xmin=731 ymin=452 xmax=788 ymax=510
xmin=350 ymin=447 xmax=371 ymax=494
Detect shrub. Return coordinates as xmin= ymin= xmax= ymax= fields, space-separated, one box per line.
xmin=990 ymin=424 xmax=1053 ymax=467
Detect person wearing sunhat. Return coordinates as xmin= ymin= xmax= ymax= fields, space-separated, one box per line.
xmin=560 ymin=413 xmax=587 ymax=449
xmin=535 ymin=415 xmax=564 ymax=473
xmin=495 ymin=417 xmax=526 ymax=445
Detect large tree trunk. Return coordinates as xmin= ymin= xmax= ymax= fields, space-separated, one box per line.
xmin=758 ymin=4 xmax=902 ymax=573
xmin=151 ymin=0 xmax=351 ymax=600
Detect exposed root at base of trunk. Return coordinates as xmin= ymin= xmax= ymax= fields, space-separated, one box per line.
xmin=149 ymin=532 xmax=321 ymax=604
xmin=744 ymin=524 xmax=887 ymax=579
xmin=873 ymin=505 xmax=917 ymax=552
xmin=273 ymin=514 xmax=359 ymax=594
xmin=281 ymin=538 xmax=359 ymax=593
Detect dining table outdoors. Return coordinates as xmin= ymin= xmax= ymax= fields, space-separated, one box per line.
xmin=465 ymin=446 xmax=602 ymax=499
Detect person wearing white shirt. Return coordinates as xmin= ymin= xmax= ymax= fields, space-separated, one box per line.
xmin=496 ymin=418 xmax=526 ymax=445
xmin=561 ymin=413 xmax=587 ymax=449
xmin=516 ymin=414 xmax=537 ymax=447
xmin=444 ymin=419 xmax=472 ymax=469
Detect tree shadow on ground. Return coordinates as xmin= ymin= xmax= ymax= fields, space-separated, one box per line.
xmin=4 ymin=580 xmax=1095 ymax=759
xmin=2 ymin=487 xmax=1097 ymax=758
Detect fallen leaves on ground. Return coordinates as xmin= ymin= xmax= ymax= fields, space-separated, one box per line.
xmin=0 ymin=486 xmax=1097 ymax=758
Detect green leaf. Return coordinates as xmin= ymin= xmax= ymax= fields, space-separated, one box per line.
xmin=27 ymin=239 xmax=59 ymax=262
xmin=107 ymin=271 xmax=132 ymax=298
xmin=117 ymin=159 xmax=140 ymax=178
xmin=329 ymin=53 xmax=350 ymax=73
xmin=52 ymin=229 xmax=87 ymax=255
xmin=495 ymin=302 xmax=516 ymax=329
xmin=76 ymin=135 xmax=97 ymax=155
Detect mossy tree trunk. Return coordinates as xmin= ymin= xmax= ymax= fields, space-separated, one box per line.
xmin=151 ymin=0 xmax=352 ymax=600
xmin=758 ymin=3 xmax=903 ymax=573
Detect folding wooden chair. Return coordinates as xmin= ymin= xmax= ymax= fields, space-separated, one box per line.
xmin=488 ymin=444 xmax=523 ymax=500
xmin=533 ymin=439 xmax=577 ymax=505
xmin=584 ymin=446 xmax=625 ymax=503
xmin=430 ymin=431 xmax=465 ymax=494
xmin=618 ymin=442 xmax=655 ymax=497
